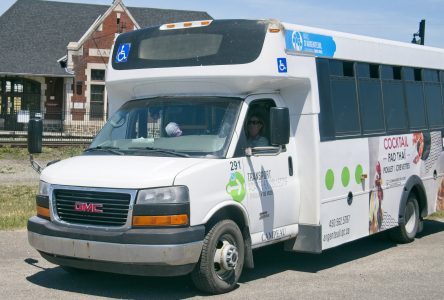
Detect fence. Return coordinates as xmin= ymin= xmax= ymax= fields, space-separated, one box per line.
xmin=0 ymin=110 xmax=107 ymax=145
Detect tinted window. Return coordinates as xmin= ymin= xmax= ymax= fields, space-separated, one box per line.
xmin=381 ymin=65 xmax=394 ymax=80
xmin=405 ymin=82 xmax=427 ymax=130
xmin=358 ymin=79 xmax=385 ymax=133
xmin=112 ymin=19 xmax=267 ymax=69
xmin=356 ymin=63 xmax=370 ymax=78
xmin=382 ymin=81 xmax=407 ymax=131
xmin=423 ymin=69 xmax=439 ymax=82
xmin=329 ymin=60 xmax=343 ymax=76
xmin=331 ymin=78 xmax=360 ymax=135
xmin=424 ymin=83 xmax=444 ymax=128
xmin=414 ymin=68 xmax=422 ymax=81
xmin=402 ymin=67 xmax=415 ymax=81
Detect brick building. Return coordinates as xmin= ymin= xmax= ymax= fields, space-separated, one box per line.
xmin=0 ymin=0 xmax=211 ymax=133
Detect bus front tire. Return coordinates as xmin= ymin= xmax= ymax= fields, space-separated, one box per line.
xmin=191 ymin=220 xmax=245 ymax=294
xmin=390 ymin=195 xmax=420 ymax=243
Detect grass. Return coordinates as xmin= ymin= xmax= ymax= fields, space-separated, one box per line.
xmin=0 ymin=185 xmax=37 ymax=230
xmin=428 ymin=210 xmax=444 ymax=220
xmin=0 ymin=146 xmax=85 ymax=229
xmin=0 ymin=145 xmax=85 ymax=160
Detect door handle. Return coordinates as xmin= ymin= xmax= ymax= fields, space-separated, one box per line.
xmin=288 ymin=156 xmax=293 ymax=176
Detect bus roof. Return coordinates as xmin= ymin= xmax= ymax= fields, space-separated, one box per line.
xmin=282 ymin=21 xmax=444 ymax=70
xmin=106 ymin=19 xmax=444 ymax=109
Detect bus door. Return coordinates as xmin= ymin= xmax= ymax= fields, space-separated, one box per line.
xmin=238 ymin=96 xmax=299 ymax=245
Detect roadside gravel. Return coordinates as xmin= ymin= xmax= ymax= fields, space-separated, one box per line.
xmin=0 ymin=158 xmax=47 ymax=185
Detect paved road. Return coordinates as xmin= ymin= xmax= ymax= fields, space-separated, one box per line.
xmin=1 ymin=220 xmax=444 ymax=299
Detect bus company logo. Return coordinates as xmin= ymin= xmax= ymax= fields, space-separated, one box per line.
xmin=74 ymin=202 xmax=103 ymax=213
xmin=291 ymin=31 xmax=303 ymax=51
xmin=226 ymin=172 xmax=246 ymax=202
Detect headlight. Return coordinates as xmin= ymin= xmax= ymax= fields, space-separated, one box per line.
xmin=136 ymin=186 xmax=189 ymax=204
xmin=38 ymin=181 xmax=50 ymax=197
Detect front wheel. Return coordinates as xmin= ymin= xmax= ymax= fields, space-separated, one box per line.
xmin=191 ymin=220 xmax=245 ymax=294
xmin=389 ymin=195 xmax=420 ymax=243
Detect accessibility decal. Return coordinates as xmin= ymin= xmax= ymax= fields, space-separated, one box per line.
xmin=115 ymin=43 xmax=131 ymax=63
xmin=285 ymin=30 xmax=336 ymax=57
xmin=226 ymin=172 xmax=246 ymax=202
xmin=277 ymin=58 xmax=287 ymax=73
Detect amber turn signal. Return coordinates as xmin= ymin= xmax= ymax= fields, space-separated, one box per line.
xmin=132 ymin=214 xmax=188 ymax=226
xmin=37 ymin=206 xmax=50 ymax=219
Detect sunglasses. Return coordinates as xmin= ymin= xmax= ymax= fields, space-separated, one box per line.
xmin=248 ymin=120 xmax=262 ymax=125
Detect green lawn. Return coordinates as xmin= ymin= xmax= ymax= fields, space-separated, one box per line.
xmin=0 ymin=185 xmax=37 ymax=230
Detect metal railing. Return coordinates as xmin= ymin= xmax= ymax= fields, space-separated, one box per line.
xmin=0 ymin=110 xmax=107 ymax=145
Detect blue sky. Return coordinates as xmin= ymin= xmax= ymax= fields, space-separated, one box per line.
xmin=1 ymin=0 xmax=443 ymax=48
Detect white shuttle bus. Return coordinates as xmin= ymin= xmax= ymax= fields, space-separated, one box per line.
xmin=28 ymin=19 xmax=444 ymax=294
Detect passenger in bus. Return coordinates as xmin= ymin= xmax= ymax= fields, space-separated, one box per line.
xmin=165 ymin=122 xmax=182 ymax=137
xmin=246 ymin=114 xmax=269 ymax=147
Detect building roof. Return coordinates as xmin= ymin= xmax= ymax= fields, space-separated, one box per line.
xmin=0 ymin=0 xmax=212 ymax=77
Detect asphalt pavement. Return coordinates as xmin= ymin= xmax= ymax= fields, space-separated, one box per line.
xmin=1 ymin=219 xmax=444 ymax=299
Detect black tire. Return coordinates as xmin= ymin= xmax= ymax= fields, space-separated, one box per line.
xmin=191 ymin=220 xmax=245 ymax=294
xmin=389 ymin=195 xmax=420 ymax=243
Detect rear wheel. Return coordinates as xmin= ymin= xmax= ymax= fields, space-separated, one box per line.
xmin=390 ymin=195 xmax=420 ymax=243
xmin=191 ymin=220 xmax=245 ymax=294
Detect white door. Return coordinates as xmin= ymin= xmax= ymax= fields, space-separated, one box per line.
xmin=237 ymin=96 xmax=299 ymax=245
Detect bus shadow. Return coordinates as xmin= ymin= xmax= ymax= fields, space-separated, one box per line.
xmin=26 ymin=268 xmax=198 ymax=299
xmin=25 ymin=220 xmax=444 ymax=298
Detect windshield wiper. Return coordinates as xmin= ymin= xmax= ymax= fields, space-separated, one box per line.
xmin=84 ymin=146 xmax=124 ymax=155
xmin=128 ymin=146 xmax=190 ymax=157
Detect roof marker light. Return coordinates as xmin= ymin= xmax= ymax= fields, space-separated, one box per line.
xmin=268 ymin=19 xmax=283 ymax=33
xmin=160 ymin=20 xmax=213 ymax=30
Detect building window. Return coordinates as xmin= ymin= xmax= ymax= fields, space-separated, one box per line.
xmin=90 ymin=85 xmax=104 ymax=119
xmin=0 ymin=78 xmax=41 ymax=114
xmin=91 ymin=69 xmax=105 ymax=81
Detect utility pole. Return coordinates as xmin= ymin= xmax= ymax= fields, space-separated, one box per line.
xmin=411 ymin=19 xmax=425 ymax=45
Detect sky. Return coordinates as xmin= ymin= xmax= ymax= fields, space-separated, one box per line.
xmin=0 ymin=0 xmax=443 ymax=48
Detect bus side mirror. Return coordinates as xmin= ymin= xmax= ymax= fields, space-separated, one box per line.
xmin=270 ymin=107 xmax=290 ymax=146
xmin=28 ymin=118 xmax=43 ymax=154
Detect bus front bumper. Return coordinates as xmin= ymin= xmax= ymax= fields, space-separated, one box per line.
xmin=27 ymin=216 xmax=205 ymax=276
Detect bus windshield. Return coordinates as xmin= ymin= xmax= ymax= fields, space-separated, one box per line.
xmin=112 ymin=19 xmax=268 ymax=69
xmin=89 ymin=97 xmax=242 ymax=158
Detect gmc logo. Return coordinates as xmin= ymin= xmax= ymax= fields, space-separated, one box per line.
xmin=74 ymin=202 xmax=103 ymax=213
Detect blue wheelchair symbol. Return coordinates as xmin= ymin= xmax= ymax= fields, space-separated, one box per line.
xmin=277 ymin=58 xmax=287 ymax=73
xmin=115 ymin=43 xmax=131 ymax=63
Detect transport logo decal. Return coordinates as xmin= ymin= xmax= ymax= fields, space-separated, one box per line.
xmin=226 ymin=172 xmax=246 ymax=202
xmin=115 ymin=43 xmax=131 ymax=63
xmin=285 ymin=30 xmax=336 ymax=57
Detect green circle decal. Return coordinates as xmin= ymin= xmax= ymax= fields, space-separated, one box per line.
xmin=325 ymin=169 xmax=334 ymax=190
xmin=355 ymin=164 xmax=363 ymax=184
xmin=341 ymin=167 xmax=350 ymax=187
xmin=226 ymin=172 xmax=246 ymax=202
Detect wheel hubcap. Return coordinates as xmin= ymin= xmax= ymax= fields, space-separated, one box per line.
xmin=214 ymin=239 xmax=239 ymax=279
xmin=221 ymin=243 xmax=238 ymax=270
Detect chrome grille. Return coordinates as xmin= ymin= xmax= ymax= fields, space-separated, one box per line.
xmin=54 ymin=189 xmax=131 ymax=227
